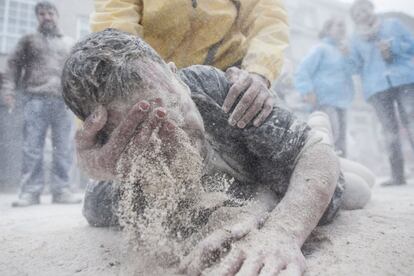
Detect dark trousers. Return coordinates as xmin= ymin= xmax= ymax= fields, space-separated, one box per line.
xmin=368 ymin=85 xmax=414 ymax=183
xmin=20 ymin=95 xmax=74 ymax=197
xmin=317 ymin=105 xmax=347 ymax=157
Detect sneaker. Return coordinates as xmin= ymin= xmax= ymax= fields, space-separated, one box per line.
xmin=380 ymin=179 xmax=407 ymax=187
xmin=52 ymin=189 xmax=82 ymax=204
xmin=11 ymin=193 xmax=40 ymax=207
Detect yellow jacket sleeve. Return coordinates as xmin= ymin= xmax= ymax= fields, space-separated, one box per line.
xmin=241 ymin=0 xmax=289 ymax=83
xmin=91 ymin=0 xmax=143 ymax=36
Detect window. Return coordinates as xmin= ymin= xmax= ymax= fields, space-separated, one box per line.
xmin=76 ymin=16 xmax=90 ymax=40
xmin=0 ymin=0 xmax=37 ymax=53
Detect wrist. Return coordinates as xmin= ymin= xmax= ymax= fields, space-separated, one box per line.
xmin=262 ymin=220 xmax=302 ymax=247
xmin=251 ymin=72 xmax=271 ymax=88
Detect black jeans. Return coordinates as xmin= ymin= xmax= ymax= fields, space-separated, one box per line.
xmin=368 ymin=84 xmax=414 ymax=183
xmin=317 ymin=105 xmax=347 ymax=157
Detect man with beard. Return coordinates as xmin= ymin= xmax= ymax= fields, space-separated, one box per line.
xmin=2 ymin=1 xmax=81 ymax=207
xmin=61 ymin=29 xmax=353 ymax=275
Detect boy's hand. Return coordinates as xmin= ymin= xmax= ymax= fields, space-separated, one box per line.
xmin=377 ymin=40 xmax=393 ymax=63
xmin=179 ymin=213 xmax=268 ymax=275
xmin=223 ymin=67 xmax=274 ymax=129
xmin=75 ymin=101 xmax=176 ymax=180
xmin=209 ymin=228 xmax=305 ymax=276
xmin=181 ymin=224 xmax=305 ymax=276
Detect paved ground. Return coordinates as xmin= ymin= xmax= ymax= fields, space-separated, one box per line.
xmin=0 ymin=182 xmax=413 ymax=276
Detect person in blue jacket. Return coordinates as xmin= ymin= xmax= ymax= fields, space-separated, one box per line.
xmin=295 ymin=18 xmax=354 ymax=157
xmin=349 ymin=0 xmax=414 ymax=186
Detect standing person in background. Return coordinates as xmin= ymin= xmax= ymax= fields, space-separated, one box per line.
xmin=89 ymin=0 xmax=288 ymax=130
xmin=349 ymin=0 xmax=414 ymax=186
xmin=295 ymin=18 xmax=354 ymax=157
xmin=2 ymin=1 xmax=81 ymax=206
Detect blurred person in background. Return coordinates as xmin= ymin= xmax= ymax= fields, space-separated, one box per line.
xmin=1 ymin=1 xmax=81 ymax=206
xmin=295 ymin=18 xmax=354 ymax=157
xmin=349 ymin=0 xmax=414 ymax=186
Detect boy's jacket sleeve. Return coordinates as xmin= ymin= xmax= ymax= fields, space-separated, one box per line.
xmin=91 ymin=0 xmax=143 ymax=36
xmin=240 ymin=0 xmax=289 ymax=82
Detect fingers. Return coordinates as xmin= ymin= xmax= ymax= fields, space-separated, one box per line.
xmin=253 ymin=97 xmax=274 ymax=127
xmin=209 ymin=248 xmax=246 ymax=276
xmin=257 ymin=256 xmax=286 ymax=276
xmin=277 ymin=263 xmax=304 ymax=276
xmin=180 ymin=230 xmax=233 ymax=276
xmin=228 ymin=83 xmax=261 ymax=127
xmin=236 ymin=91 xmax=267 ymax=129
xmin=236 ymin=252 xmax=265 ymax=276
xmin=259 ymin=257 xmax=305 ymax=276
xmin=158 ymin=120 xmax=176 ymax=142
xmin=76 ymin=105 xmax=108 ymax=150
xmin=222 ymin=70 xmax=251 ymax=114
xmin=130 ymin=106 xmax=167 ymax=146
xmin=224 ymin=71 xmax=274 ymax=128
xmin=102 ymin=101 xmax=151 ymax=154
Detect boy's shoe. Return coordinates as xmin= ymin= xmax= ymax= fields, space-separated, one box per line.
xmin=11 ymin=193 xmax=40 ymax=207
xmin=52 ymin=189 xmax=82 ymax=204
xmin=380 ymin=179 xmax=407 ymax=187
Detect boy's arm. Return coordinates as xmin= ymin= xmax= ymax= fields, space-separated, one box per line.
xmin=240 ymin=0 xmax=289 ymax=82
xmin=389 ymin=19 xmax=414 ymax=57
xmin=181 ymin=145 xmax=339 ymax=275
xmin=218 ymin=0 xmax=288 ymax=129
xmin=205 ymin=143 xmax=339 ymax=276
xmin=294 ymin=45 xmax=324 ymax=96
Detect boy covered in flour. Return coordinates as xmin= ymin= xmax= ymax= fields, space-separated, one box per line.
xmin=62 ymin=29 xmax=369 ymax=276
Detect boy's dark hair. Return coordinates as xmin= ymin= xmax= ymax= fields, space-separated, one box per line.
xmin=350 ymin=0 xmax=374 ymax=18
xmin=35 ymin=1 xmax=59 ymax=16
xmin=62 ymin=28 xmax=164 ymax=121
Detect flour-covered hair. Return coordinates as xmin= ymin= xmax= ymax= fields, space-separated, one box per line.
xmin=62 ymin=28 xmax=164 ymax=120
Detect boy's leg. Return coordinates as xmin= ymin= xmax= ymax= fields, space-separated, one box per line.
xmin=396 ymin=85 xmax=414 ymax=152
xmin=339 ymin=157 xmax=376 ymax=188
xmin=337 ymin=108 xmax=348 ymax=157
xmin=17 ymin=96 xmax=49 ymax=200
xmin=341 ymin=172 xmax=371 ymax=210
xmin=318 ymin=106 xmax=347 ymax=156
xmin=369 ymin=90 xmax=405 ymax=185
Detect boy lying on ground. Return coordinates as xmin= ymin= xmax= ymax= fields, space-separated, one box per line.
xmin=62 ymin=29 xmax=372 ymax=276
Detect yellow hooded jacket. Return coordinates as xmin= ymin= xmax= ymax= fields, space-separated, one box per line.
xmin=91 ymin=0 xmax=289 ymax=83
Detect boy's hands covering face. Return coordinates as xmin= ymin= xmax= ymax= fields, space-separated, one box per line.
xmin=75 ymin=100 xmax=176 ymax=181
xmin=223 ymin=67 xmax=274 ymax=129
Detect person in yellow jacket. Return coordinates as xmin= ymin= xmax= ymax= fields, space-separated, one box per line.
xmin=90 ymin=0 xmax=289 ymax=128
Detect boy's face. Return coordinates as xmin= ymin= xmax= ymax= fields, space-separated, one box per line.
xmin=352 ymin=2 xmax=375 ymax=25
xmin=104 ymin=60 xmax=205 ymax=144
xmin=329 ymin=19 xmax=346 ymax=41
